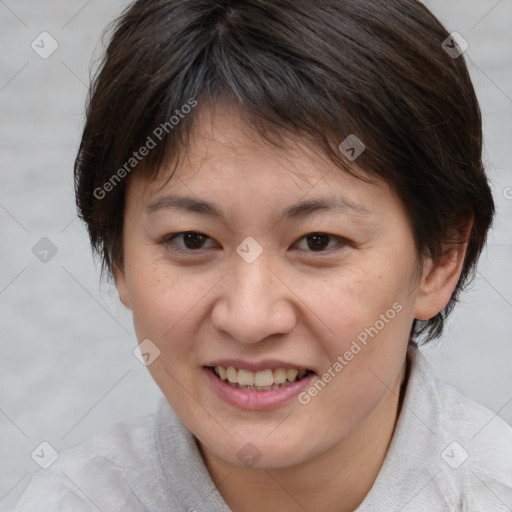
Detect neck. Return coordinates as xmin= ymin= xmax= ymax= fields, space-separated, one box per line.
xmin=199 ymin=362 xmax=407 ymax=512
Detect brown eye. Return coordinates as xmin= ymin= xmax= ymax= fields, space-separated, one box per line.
xmin=306 ymin=233 xmax=331 ymax=251
xmin=296 ymin=233 xmax=341 ymax=252
xmin=163 ymin=231 xmax=214 ymax=251
xmin=182 ymin=232 xmax=208 ymax=249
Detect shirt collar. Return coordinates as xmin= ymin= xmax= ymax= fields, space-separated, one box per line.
xmin=154 ymin=395 xmax=231 ymax=511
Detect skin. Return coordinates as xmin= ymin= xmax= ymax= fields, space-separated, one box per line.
xmin=115 ymin=103 xmax=469 ymax=511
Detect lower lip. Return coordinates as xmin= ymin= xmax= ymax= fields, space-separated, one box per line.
xmin=203 ymin=367 xmax=315 ymax=411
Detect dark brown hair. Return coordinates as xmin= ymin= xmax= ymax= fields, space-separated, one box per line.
xmin=74 ymin=0 xmax=495 ymax=342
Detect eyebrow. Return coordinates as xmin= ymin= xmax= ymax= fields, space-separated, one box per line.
xmin=146 ymin=194 xmax=370 ymax=220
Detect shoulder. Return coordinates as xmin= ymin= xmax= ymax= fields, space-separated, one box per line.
xmin=359 ymin=345 xmax=512 ymax=511
xmin=434 ymin=376 xmax=512 ymax=507
xmin=411 ymin=346 xmax=512 ymax=509
xmin=13 ymin=413 xmax=169 ymax=512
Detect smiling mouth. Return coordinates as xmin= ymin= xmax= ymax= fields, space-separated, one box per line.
xmin=207 ymin=366 xmax=315 ymax=391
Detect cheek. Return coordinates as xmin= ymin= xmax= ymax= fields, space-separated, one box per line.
xmin=123 ymin=249 xmax=182 ymax=338
xmin=125 ymin=260 xmax=210 ymax=410
xmin=302 ymin=252 xmax=415 ymax=403
xmin=125 ymin=257 xmax=223 ymax=352
xmin=130 ymin=278 xmax=189 ymax=343
xmin=306 ymin=258 xmax=414 ymax=346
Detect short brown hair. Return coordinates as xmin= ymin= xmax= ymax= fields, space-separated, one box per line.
xmin=74 ymin=0 xmax=495 ymax=342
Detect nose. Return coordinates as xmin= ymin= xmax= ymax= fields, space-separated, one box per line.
xmin=211 ymin=254 xmax=297 ymax=344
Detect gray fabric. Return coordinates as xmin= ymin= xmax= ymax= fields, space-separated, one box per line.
xmin=13 ymin=346 xmax=512 ymax=511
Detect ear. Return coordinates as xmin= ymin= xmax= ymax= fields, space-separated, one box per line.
xmin=414 ymin=218 xmax=473 ymax=321
xmin=113 ymin=263 xmax=132 ymax=310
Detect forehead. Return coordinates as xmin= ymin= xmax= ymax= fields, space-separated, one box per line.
xmin=125 ymin=103 xmax=399 ymax=219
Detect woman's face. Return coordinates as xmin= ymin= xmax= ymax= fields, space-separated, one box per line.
xmin=116 ymin=104 xmax=440 ymax=470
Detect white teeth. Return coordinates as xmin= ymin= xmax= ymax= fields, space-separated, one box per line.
xmin=226 ymin=367 xmax=238 ymax=383
xmin=237 ymin=369 xmax=255 ymax=386
xmin=213 ymin=365 xmax=309 ymax=389
xmin=217 ymin=366 xmax=227 ymax=380
xmin=254 ymin=369 xmax=274 ymax=387
xmin=273 ymin=368 xmax=287 ymax=384
xmin=286 ymin=369 xmax=298 ymax=382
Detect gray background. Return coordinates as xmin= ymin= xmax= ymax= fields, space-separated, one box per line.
xmin=0 ymin=0 xmax=511 ymax=509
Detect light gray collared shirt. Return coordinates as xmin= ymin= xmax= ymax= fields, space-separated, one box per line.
xmin=13 ymin=346 xmax=512 ymax=511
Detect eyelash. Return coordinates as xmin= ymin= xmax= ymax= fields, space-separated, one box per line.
xmin=159 ymin=231 xmax=348 ymax=255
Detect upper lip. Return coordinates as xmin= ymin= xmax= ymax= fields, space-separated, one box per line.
xmin=204 ymin=359 xmax=313 ymax=372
